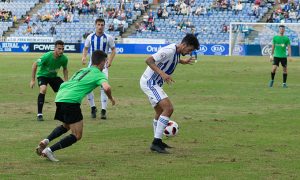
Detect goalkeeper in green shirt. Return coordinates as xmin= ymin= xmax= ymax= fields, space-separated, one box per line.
xmin=269 ymin=25 xmax=291 ymax=88
xmin=35 ymin=50 xmax=115 ymax=162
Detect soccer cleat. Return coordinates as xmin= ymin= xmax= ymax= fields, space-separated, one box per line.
xmin=37 ymin=115 xmax=44 ymax=121
xmin=150 ymin=139 xmax=169 ymax=153
xmin=283 ymin=83 xmax=288 ymax=88
xmin=150 ymin=143 xmax=169 ymax=154
xmin=161 ymin=142 xmax=173 ymax=149
xmin=91 ymin=106 xmax=97 ymax=118
xmin=42 ymin=147 xmax=59 ymax=162
xmin=36 ymin=139 xmax=49 ymax=156
xmin=101 ymin=109 xmax=107 ymax=120
xmin=269 ymin=80 xmax=274 ymax=87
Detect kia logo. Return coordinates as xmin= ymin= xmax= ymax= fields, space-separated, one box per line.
xmin=198 ymin=45 xmax=207 ymax=52
xmin=211 ymin=45 xmax=225 ymax=53
xmin=233 ymin=45 xmax=243 ymax=53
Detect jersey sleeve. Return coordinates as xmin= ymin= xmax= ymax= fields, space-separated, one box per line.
xmin=152 ymin=47 xmax=174 ymax=63
xmin=108 ymin=35 xmax=115 ymax=49
xmin=84 ymin=34 xmax=92 ymax=48
xmin=286 ymin=37 xmax=291 ymax=45
xmin=36 ymin=52 xmax=50 ymax=67
xmin=96 ymin=72 xmax=108 ymax=86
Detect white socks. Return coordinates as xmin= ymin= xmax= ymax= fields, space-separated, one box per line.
xmin=153 ymin=119 xmax=158 ymax=136
xmin=100 ymin=88 xmax=108 ymax=110
xmin=87 ymin=92 xmax=95 ymax=107
xmin=154 ymin=116 xmax=170 ymax=139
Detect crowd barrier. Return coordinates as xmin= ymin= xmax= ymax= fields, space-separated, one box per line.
xmin=0 ymin=42 xmax=299 ymax=56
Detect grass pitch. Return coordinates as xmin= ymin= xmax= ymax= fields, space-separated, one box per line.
xmin=1 ymin=53 xmax=300 ymax=179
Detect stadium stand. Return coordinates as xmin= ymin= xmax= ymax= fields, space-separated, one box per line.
xmin=0 ymin=0 xmax=39 ymax=37
xmin=6 ymin=0 xmax=147 ymax=43
xmin=1 ymin=0 xmax=300 ymax=44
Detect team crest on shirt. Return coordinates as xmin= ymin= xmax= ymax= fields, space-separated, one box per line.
xmin=160 ymin=52 xmax=167 ymax=59
xmin=103 ymin=38 xmax=107 ymax=43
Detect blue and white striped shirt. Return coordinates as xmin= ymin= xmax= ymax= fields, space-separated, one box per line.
xmin=84 ymin=32 xmax=115 ymax=66
xmin=142 ymin=44 xmax=180 ymax=87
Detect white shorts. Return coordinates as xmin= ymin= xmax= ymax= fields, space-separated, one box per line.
xmin=140 ymin=76 xmax=168 ymax=107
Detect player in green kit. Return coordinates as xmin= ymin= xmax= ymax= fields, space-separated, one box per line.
xmin=30 ymin=40 xmax=69 ymax=121
xmin=35 ymin=50 xmax=115 ymax=162
xmin=269 ymin=25 xmax=291 ymax=88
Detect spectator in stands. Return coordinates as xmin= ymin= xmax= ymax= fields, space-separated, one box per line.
xmin=194 ymin=6 xmax=202 ymax=15
xmin=221 ymin=23 xmax=228 ymax=33
xmin=25 ymin=25 xmax=32 ymax=34
xmin=108 ymin=23 xmax=114 ymax=31
xmin=169 ymin=18 xmax=176 ymax=27
xmin=235 ymin=1 xmax=243 ymax=15
xmin=126 ymin=9 xmax=133 ymax=20
xmin=200 ymin=6 xmax=207 ymax=15
xmin=25 ymin=15 xmax=30 ymax=24
xmin=50 ymin=25 xmax=56 ymax=36
xmin=162 ymin=8 xmax=169 ymax=19
xmin=157 ymin=7 xmax=163 ymax=19
xmin=143 ymin=0 xmax=149 ymax=11
xmin=266 ymin=15 xmax=274 ymax=23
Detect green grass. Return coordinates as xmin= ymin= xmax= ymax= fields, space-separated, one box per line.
xmin=1 ymin=53 xmax=300 ymax=179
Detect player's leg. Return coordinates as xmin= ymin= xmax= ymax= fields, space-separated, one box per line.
xmin=282 ymin=58 xmax=288 ymax=88
xmin=37 ymin=77 xmax=48 ymax=121
xmin=153 ymin=105 xmax=163 ymax=136
xmin=269 ymin=58 xmax=279 ymax=87
xmin=36 ymin=102 xmax=70 ymax=156
xmin=41 ymin=103 xmax=83 ymax=161
xmin=87 ymin=92 xmax=97 ymax=118
xmin=100 ymin=67 xmax=109 ymax=119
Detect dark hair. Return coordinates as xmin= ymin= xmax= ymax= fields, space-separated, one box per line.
xmin=181 ymin=34 xmax=200 ymax=50
xmin=279 ymin=25 xmax=285 ymax=28
xmin=91 ymin=50 xmax=107 ymax=65
xmin=95 ymin=18 xmax=105 ymax=25
xmin=54 ymin=40 xmax=64 ymax=47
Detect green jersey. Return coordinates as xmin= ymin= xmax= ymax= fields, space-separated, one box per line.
xmin=272 ymin=35 xmax=290 ymax=58
xmin=55 ymin=66 xmax=107 ymax=104
xmin=36 ymin=51 xmax=68 ymax=78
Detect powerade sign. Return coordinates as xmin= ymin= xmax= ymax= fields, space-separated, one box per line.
xmin=30 ymin=43 xmax=80 ymax=53
xmin=111 ymin=44 xmax=229 ymax=55
xmin=0 ymin=42 xmax=30 ymax=52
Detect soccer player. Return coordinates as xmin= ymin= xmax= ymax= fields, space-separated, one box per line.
xmin=269 ymin=25 xmax=291 ymax=88
xmin=140 ymin=34 xmax=199 ymax=153
xmin=82 ymin=18 xmax=116 ymax=119
xmin=30 ymin=40 xmax=68 ymax=121
xmin=35 ymin=50 xmax=115 ymax=162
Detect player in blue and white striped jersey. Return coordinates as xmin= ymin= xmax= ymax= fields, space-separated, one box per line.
xmin=140 ymin=34 xmax=199 ymax=153
xmin=82 ymin=18 xmax=116 ymax=120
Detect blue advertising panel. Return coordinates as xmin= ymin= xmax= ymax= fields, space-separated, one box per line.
xmin=105 ymin=44 xmax=229 ymax=55
xmin=30 ymin=43 xmax=81 ymax=53
xmin=0 ymin=42 xmax=30 ymax=52
xmin=245 ymin=45 xmax=299 ymax=56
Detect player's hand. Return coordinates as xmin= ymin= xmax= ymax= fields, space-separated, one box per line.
xmin=110 ymin=97 xmax=116 ymax=106
xmin=288 ymin=57 xmax=293 ymax=62
xmin=30 ymin=79 xmax=35 ymax=88
xmin=162 ymin=74 xmax=175 ymax=85
xmin=107 ymin=59 xmax=112 ymax=68
xmin=181 ymin=57 xmax=196 ymax=65
xmin=82 ymin=57 xmax=87 ymax=65
xmin=269 ymin=55 xmax=274 ymax=62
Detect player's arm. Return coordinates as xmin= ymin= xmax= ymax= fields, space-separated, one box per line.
xmin=107 ymin=46 xmax=116 ymax=68
xmin=63 ymin=67 xmax=68 ymax=81
xmin=287 ymin=44 xmax=292 ymax=59
xmin=270 ymin=44 xmax=275 ymax=62
xmin=82 ymin=47 xmax=89 ymax=65
xmin=82 ymin=36 xmax=91 ymax=65
xmin=101 ymin=82 xmax=115 ymax=105
xmin=146 ymin=56 xmax=174 ymax=84
xmin=30 ymin=62 xmax=37 ymax=88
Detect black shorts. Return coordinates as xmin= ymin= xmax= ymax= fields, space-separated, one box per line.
xmin=273 ymin=57 xmax=287 ymax=67
xmin=54 ymin=102 xmax=83 ymax=124
xmin=37 ymin=76 xmax=64 ymax=92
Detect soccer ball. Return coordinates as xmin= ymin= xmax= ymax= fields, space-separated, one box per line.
xmin=164 ymin=120 xmax=179 ymax=137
